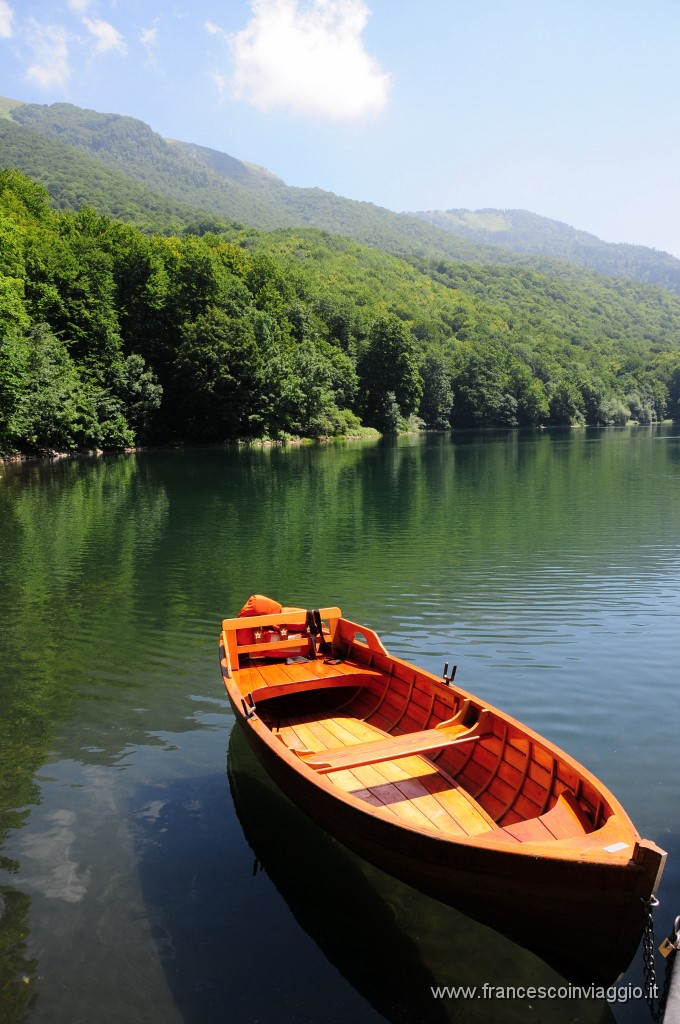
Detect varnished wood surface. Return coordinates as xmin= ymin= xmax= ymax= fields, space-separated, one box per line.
xmin=296 ymin=722 xmax=483 ymax=774
xmin=274 ymin=710 xmax=495 ymax=837
xmin=236 ymin=654 xmax=381 ymax=699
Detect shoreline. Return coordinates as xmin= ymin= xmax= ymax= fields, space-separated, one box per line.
xmin=0 ymin=432 xmax=381 ymax=465
xmin=2 ymin=420 xmax=675 ymax=466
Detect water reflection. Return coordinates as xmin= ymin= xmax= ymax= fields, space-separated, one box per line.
xmin=0 ymin=453 xmax=171 ymax=843
xmin=0 ymin=887 xmax=37 ymax=1024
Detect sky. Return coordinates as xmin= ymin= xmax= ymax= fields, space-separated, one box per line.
xmin=1 ymin=0 xmax=680 ymax=256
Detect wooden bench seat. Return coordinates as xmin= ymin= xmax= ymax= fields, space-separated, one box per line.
xmin=295 ymin=715 xmax=491 ymax=775
xmin=221 ymin=606 xmax=341 ymax=676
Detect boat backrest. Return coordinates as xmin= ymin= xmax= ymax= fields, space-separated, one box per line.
xmin=221 ymin=607 xmax=342 ymax=671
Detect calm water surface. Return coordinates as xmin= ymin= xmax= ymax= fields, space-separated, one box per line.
xmin=1 ymin=428 xmax=679 ymax=1024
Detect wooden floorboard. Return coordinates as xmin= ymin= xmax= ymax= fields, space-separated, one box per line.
xmin=272 ymin=710 xmax=496 ymax=835
xmin=333 ymin=716 xmax=387 ymax=743
xmin=338 ymin=762 xmax=436 ymax=829
xmin=419 ymin=775 xmax=496 ymax=835
xmin=285 ymin=720 xmax=324 ymax=752
xmin=302 ymin=718 xmax=347 ymax=749
xmin=362 ymin=761 xmax=464 ymax=832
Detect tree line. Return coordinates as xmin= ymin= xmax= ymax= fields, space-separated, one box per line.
xmin=2 ymin=169 xmax=680 ymax=455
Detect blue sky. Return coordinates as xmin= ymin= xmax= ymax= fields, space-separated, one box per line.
xmin=2 ymin=0 xmax=680 ymax=256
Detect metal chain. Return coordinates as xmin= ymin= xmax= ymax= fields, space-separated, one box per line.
xmin=642 ymin=897 xmax=675 ymax=1022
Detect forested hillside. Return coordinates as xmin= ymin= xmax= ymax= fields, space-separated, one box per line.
xmin=2 ymin=97 xmax=675 ymax=292
xmin=0 ymin=118 xmax=201 ymax=234
xmin=2 ymin=169 xmax=680 ymax=456
xmin=6 ymin=99 xmax=680 ymax=294
xmin=1 ymin=102 xmax=500 ymax=265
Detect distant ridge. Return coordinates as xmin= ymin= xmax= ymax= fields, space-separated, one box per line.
xmin=1 ymin=101 xmax=515 ymax=263
xmin=412 ymin=207 xmax=680 ymax=292
xmin=2 ymin=99 xmax=680 ymax=293
xmin=166 ymin=138 xmax=284 ymax=186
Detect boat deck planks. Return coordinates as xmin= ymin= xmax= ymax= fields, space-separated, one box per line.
xmin=237 ymin=655 xmax=380 ymax=694
xmin=276 ymin=709 xmax=495 ymax=836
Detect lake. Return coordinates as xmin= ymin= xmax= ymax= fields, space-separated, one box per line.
xmin=1 ymin=427 xmax=679 ymax=1024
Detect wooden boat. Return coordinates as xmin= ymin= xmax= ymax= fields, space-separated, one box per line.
xmin=219 ymin=599 xmax=666 ymax=984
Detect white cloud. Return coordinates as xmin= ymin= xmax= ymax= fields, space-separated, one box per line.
xmin=139 ymin=23 xmax=160 ymax=68
xmin=209 ymin=70 xmax=229 ymax=95
xmin=140 ymin=25 xmax=158 ymax=53
xmin=205 ymin=21 xmax=222 ymax=36
xmin=0 ymin=0 xmax=13 ymax=39
xmin=140 ymin=26 xmax=157 ymax=47
xmin=228 ymin=0 xmax=392 ymax=120
xmin=67 ymin=0 xmax=93 ymax=11
xmin=82 ymin=16 xmax=126 ymax=55
xmin=24 ymin=19 xmax=71 ymax=89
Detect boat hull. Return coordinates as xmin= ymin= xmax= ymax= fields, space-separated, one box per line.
xmin=233 ymin=708 xmax=652 ymax=985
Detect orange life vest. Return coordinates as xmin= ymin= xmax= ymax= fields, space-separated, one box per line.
xmin=238 ymin=594 xmax=283 ymax=618
xmin=236 ymin=594 xmax=306 ymax=655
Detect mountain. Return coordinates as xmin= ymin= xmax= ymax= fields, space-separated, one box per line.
xmin=3 ymin=124 xmax=680 ymax=456
xmin=412 ymin=208 xmax=680 ymax=293
xmin=2 ymin=100 xmax=508 ymax=266
xmin=4 ymin=98 xmax=680 ymax=295
xmin=0 ymin=100 xmax=292 ymax=232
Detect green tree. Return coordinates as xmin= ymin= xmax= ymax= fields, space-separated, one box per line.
xmin=108 ymin=353 xmax=162 ymax=437
xmin=511 ymin=361 xmax=550 ymax=425
xmin=174 ymin=307 xmax=266 ymax=439
xmin=547 ymin=377 xmax=585 ymax=425
xmin=270 ymin=339 xmax=344 ymax=437
xmin=0 ymin=327 xmax=29 ymax=451
xmin=419 ymin=351 xmax=453 ymax=428
xmin=358 ymin=314 xmax=423 ymax=432
xmin=451 ymin=347 xmax=520 ymax=427
xmin=19 ymin=323 xmax=87 ymax=448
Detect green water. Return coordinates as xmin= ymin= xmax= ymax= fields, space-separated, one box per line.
xmin=1 ymin=428 xmax=679 ymax=1024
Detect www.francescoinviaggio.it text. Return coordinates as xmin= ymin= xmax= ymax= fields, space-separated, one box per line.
xmin=430 ymin=982 xmax=654 ymax=1003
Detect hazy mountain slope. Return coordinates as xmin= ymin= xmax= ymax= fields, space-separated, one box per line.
xmin=8 ymin=102 xmax=298 ymax=230
xmin=0 ymin=119 xmax=206 ymax=231
xmin=8 ymin=102 xmax=515 ymax=266
xmin=0 ymin=96 xmax=25 ymax=119
xmin=166 ymin=138 xmax=284 ymax=187
xmin=234 ymin=224 xmax=680 ymax=363
xmin=413 ymin=207 xmax=680 ymax=293
xmin=4 ymin=99 xmax=680 ymax=296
